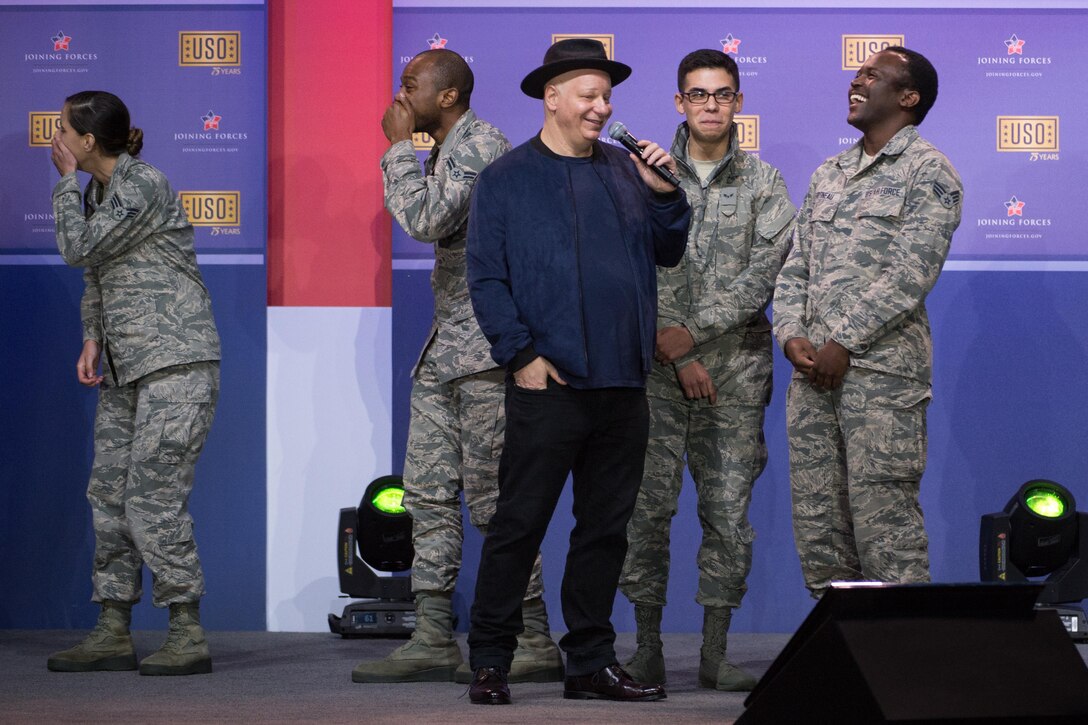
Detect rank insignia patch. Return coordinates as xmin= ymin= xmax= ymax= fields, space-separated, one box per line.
xmin=107 ymin=195 xmax=140 ymax=221
xmin=445 ymin=158 xmax=477 ymax=182
xmin=933 ymin=180 xmax=961 ymax=209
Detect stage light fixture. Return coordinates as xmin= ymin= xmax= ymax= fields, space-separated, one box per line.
xmin=328 ymin=475 xmax=416 ymax=637
xmin=371 ymin=485 xmax=406 ymax=515
xmin=980 ymin=479 xmax=1088 ymax=640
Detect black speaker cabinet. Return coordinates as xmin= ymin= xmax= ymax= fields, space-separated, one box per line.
xmin=737 ymin=583 xmax=1088 ymax=724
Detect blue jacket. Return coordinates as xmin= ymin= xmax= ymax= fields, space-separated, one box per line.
xmin=467 ymin=135 xmax=690 ymax=379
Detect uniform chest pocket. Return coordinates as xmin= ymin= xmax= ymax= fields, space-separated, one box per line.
xmin=709 ymin=186 xmax=752 ymax=239
xmin=856 ymin=189 xmax=905 ymax=224
xmin=719 ymin=206 xmax=752 ymax=236
xmin=810 ymin=199 xmax=838 ymax=224
xmin=716 ymin=187 xmax=751 ymax=228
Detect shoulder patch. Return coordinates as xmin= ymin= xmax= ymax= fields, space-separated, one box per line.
xmin=445 ymin=157 xmax=478 ymax=182
xmin=106 ymin=194 xmax=141 ymax=221
xmin=932 ymin=180 xmax=961 ymax=210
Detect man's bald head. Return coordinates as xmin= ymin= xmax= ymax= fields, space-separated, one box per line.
xmin=416 ymin=48 xmax=474 ymax=109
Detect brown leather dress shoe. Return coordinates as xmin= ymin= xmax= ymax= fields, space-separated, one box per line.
xmin=469 ymin=666 xmax=511 ymax=705
xmin=563 ymin=663 xmax=666 ymax=701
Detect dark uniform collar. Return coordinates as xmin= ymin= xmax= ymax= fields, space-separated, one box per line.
xmin=437 ymin=108 xmax=478 ymax=150
xmin=670 ymin=121 xmax=743 ymax=185
xmin=837 ymin=124 xmax=919 ymax=170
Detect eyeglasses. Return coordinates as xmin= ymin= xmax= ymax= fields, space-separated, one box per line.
xmin=680 ymin=89 xmax=738 ymax=105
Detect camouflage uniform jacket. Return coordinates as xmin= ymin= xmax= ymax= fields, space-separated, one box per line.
xmin=774 ymin=125 xmax=963 ymax=385
xmin=650 ymin=122 xmax=795 ymax=405
xmin=381 ymin=109 xmax=512 ymax=383
xmin=53 ymin=153 xmax=221 ymax=387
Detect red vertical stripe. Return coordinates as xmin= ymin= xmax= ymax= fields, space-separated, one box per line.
xmin=268 ymin=0 xmax=392 ymax=307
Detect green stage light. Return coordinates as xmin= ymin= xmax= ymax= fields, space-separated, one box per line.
xmin=372 ymin=486 xmax=406 ymax=515
xmin=330 ymin=475 xmax=415 ymax=638
xmin=981 ymin=479 xmax=1088 ymax=642
xmin=1025 ymin=485 xmax=1066 ymax=519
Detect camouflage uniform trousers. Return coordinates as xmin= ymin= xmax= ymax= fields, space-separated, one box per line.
xmin=786 ymin=366 xmax=931 ymax=595
xmin=88 ymin=360 xmax=219 ymax=607
xmin=402 ymin=351 xmax=544 ymax=598
xmin=620 ymin=394 xmax=767 ymax=609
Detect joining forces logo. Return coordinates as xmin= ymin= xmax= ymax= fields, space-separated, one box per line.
xmin=24 ymin=31 xmax=99 ymax=69
xmin=977 ymin=195 xmax=1052 ymax=233
xmin=202 ymin=110 xmax=222 ymax=131
xmin=717 ymin=32 xmax=767 ymax=76
xmin=174 ymin=110 xmax=248 ymax=153
xmin=978 ymin=35 xmax=1051 ymax=73
xmin=400 ymin=32 xmax=473 ymax=65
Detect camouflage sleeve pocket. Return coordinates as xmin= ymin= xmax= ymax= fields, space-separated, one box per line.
xmin=755 ymin=198 xmax=796 ymax=240
xmin=137 ymin=381 xmax=216 ymax=465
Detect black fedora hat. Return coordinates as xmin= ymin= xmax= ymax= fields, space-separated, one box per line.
xmin=520 ymin=38 xmax=632 ymax=99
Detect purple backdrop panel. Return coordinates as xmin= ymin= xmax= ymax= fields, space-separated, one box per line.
xmin=2 ymin=6 xmax=266 ymax=254
xmin=392 ymin=7 xmax=1086 ymax=262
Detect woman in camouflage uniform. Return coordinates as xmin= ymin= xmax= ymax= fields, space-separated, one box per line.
xmin=46 ymin=91 xmax=221 ymax=677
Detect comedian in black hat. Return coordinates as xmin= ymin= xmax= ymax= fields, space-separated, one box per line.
xmin=463 ymin=37 xmax=691 ymax=706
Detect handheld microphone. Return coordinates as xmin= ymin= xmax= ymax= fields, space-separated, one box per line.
xmin=608 ymin=121 xmax=681 ymax=187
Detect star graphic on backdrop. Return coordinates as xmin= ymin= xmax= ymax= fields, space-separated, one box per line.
xmin=1005 ymin=34 xmax=1025 ymax=55
xmin=201 ymin=111 xmax=222 ymax=131
xmin=720 ymin=34 xmax=742 ymax=54
xmin=52 ymin=31 xmax=71 ymax=51
xmin=428 ymin=33 xmax=447 ymax=50
xmin=1005 ymin=196 xmax=1025 ymax=216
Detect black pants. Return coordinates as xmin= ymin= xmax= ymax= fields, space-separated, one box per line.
xmin=468 ymin=378 xmax=649 ymax=676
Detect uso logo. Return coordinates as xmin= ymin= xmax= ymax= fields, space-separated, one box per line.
xmin=551 ymin=33 xmax=615 ymax=59
xmin=29 ymin=111 xmax=61 ymax=147
xmin=179 ymin=191 xmax=240 ymax=226
xmin=179 ymin=32 xmax=241 ymax=67
xmin=841 ymin=35 xmax=904 ymax=70
xmin=734 ymin=115 xmax=760 ymax=152
xmin=412 ymin=132 xmax=435 ymax=152
xmin=996 ymin=116 xmax=1059 ymax=153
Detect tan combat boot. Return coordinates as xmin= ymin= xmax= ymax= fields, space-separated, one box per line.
xmin=698 ymin=606 xmax=757 ymax=691
xmin=139 ymin=602 xmax=212 ymax=676
xmin=352 ymin=591 xmax=462 ymax=683
xmin=47 ymin=600 xmax=137 ymax=672
xmin=623 ymin=604 xmax=666 ymax=684
xmin=508 ymin=596 xmax=564 ymax=682
xmin=455 ymin=596 xmax=565 ymax=683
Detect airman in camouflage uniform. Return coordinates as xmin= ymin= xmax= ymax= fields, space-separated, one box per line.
xmin=47 ymin=91 xmax=220 ymax=677
xmin=352 ymin=49 xmax=561 ymax=685
xmin=774 ymin=48 xmax=962 ymax=597
xmin=618 ymin=50 xmax=794 ymax=692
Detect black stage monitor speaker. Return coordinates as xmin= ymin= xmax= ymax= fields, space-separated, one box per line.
xmin=737 ymin=583 xmax=1088 ymax=725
